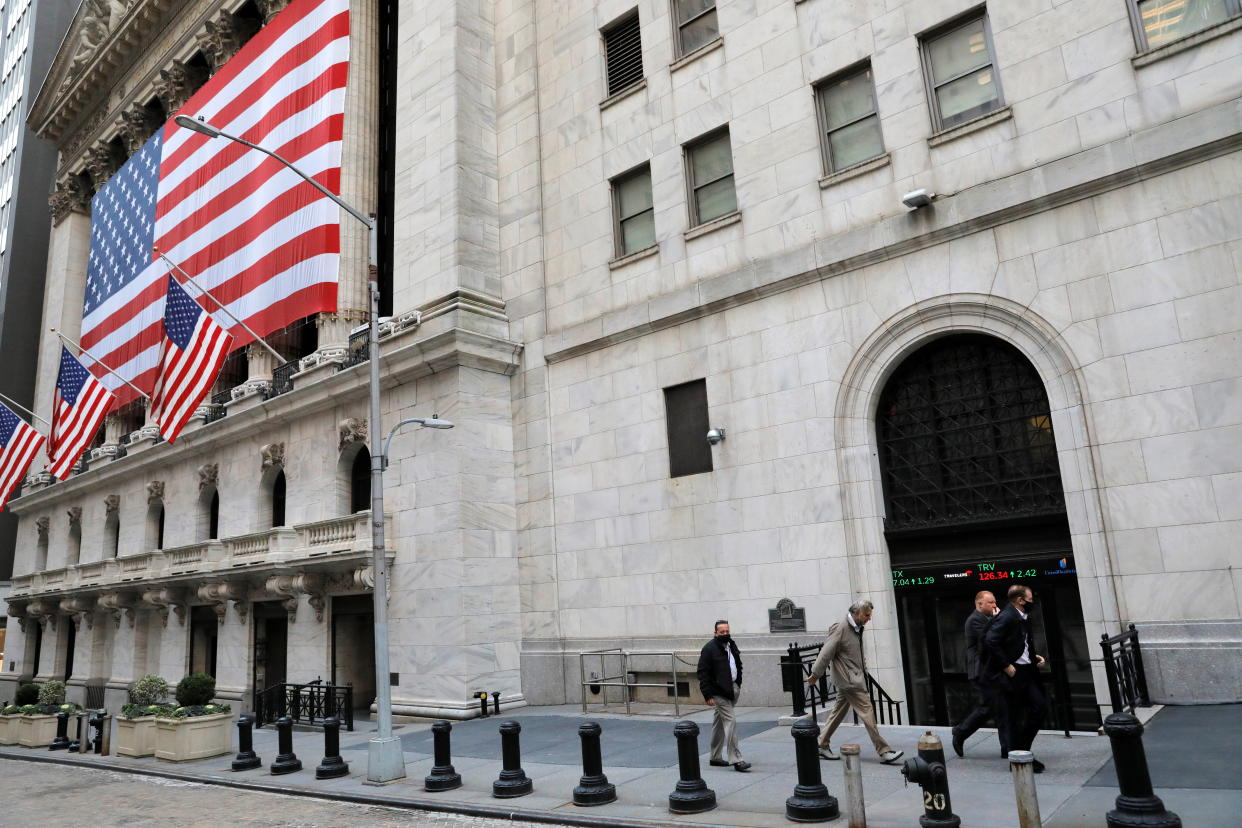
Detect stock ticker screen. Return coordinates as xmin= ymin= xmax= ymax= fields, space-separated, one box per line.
xmin=891 ymin=555 xmax=1077 ymax=591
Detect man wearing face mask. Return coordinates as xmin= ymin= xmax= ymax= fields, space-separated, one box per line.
xmin=951 ymin=590 xmax=1007 ymax=758
xmin=984 ymin=583 xmax=1049 ymax=773
xmin=697 ymin=620 xmax=750 ymax=771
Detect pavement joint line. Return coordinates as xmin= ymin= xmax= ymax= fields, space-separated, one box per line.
xmin=0 ymin=750 xmax=739 ymax=828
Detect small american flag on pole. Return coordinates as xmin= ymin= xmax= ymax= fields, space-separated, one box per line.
xmin=48 ymin=346 xmax=116 ymax=480
xmin=78 ymin=0 xmax=349 ymax=403
xmin=150 ymin=275 xmax=234 ymax=443
xmin=0 ymin=404 xmax=45 ymax=510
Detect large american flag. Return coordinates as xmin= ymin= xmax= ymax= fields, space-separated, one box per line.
xmin=48 ymin=346 xmax=116 ymax=480
xmin=150 ymin=276 xmax=234 ymax=443
xmin=78 ymin=0 xmax=350 ymax=405
xmin=0 ymin=404 xmax=45 ymax=510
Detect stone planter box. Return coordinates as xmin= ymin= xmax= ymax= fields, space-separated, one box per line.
xmin=154 ymin=713 xmax=232 ymax=761
xmin=116 ymin=716 xmax=159 ymax=757
xmin=0 ymin=715 xmax=20 ymax=745
xmin=18 ymin=714 xmax=59 ymax=747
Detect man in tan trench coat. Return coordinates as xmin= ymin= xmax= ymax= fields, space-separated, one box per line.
xmin=805 ymin=599 xmax=904 ymax=764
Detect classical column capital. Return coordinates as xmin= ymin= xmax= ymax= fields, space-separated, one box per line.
xmin=154 ymin=61 xmax=207 ymax=115
xmin=85 ymin=142 xmax=119 ymax=189
xmin=254 ymin=0 xmax=291 ymax=24
xmin=49 ymin=175 xmax=91 ymax=224
xmin=118 ymin=104 xmax=163 ymax=155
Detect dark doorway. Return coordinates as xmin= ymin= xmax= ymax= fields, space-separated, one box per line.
xmin=252 ymin=602 xmax=289 ymax=708
xmin=331 ymin=594 xmax=375 ymax=717
xmin=350 ymin=447 xmax=370 ymax=513
xmin=188 ymin=606 xmax=218 ymax=677
xmin=877 ymin=334 xmax=1098 ymax=732
xmin=63 ymin=622 xmax=76 ymax=682
xmin=271 ymin=471 xmax=286 ymax=527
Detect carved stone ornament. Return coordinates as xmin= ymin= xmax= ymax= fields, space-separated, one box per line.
xmin=154 ymin=61 xmax=207 ymax=115
xmin=352 ymin=565 xmax=374 ymax=591
xmin=142 ymin=588 xmax=183 ymax=628
xmin=104 ymin=494 xmax=120 ymax=514
xmin=85 ymin=142 xmax=119 ymax=189
xmin=198 ymin=462 xmax=219 ymax=491
xmin=146 ymin=480 xmax=165 ymax=503
xmin=255 ymin=0 xmax=291 ymax=24
xmin=49 ymin=176 xmax=91 ymax=224
xmin=118 ymin=105 xmax=162 ymax=154
xmin=265 ymin=572 xmax=325 ymax=622
xmin=261 ymin=442 xmax=286 ymax=472
xmin=67 ymin=506 xmax=83 ymax=526
xmin=338 ymin=418 xmax=368 ymax=451
xmin=98 ymin=591 xmax=135 ymax=628
xmin=35 ymin=516 xmax=50 ymax=537
xmin=195 ymin=11 xmax=247 ymax=73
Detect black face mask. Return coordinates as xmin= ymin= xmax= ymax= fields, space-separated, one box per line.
xmin=716 ymin=634 xmax=732 ymax=645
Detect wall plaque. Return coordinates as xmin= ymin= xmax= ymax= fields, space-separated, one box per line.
xmin=769 ymin=598 xmax=806 ymax=633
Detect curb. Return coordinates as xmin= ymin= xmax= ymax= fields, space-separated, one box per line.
xmin=0 ymin=750 xmax=737 ymax=828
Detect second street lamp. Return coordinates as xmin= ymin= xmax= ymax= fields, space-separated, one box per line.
xmin=173 ymin=113 xmax=436 ymax=783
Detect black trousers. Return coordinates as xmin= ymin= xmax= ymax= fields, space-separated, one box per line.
xmin=952 ymin=679 xmax=1009 ymax=753
xmin=1002 ymin=664 xmax=1047 ymax=752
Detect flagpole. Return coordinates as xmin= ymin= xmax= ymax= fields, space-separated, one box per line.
xmin=0 ymin=391 xmax=50 ymax=428
xmin=153 ymin=248 xmax=286 ymax=365
xmin=50 ymin=329 xmax=150 ymax=400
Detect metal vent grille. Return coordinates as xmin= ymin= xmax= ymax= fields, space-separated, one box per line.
xmin=604 ymin=13 xmax=643 ymax=96
xmin=878 ymin=335 xmax=1065 ymax=533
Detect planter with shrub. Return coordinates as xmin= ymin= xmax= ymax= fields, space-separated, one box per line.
xmin=18 ymin=681 xmax=79 ymax=748
xmin=153 ymin=673 xmax=232 ymax=761
xmin=0 ymin=703 xmax=23 ymax=745
xmin=117 ymin=675 xmax=171 ymax=757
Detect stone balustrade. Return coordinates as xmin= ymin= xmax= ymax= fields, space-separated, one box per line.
xmin=7 ymin=511 xmax=390 ymax=599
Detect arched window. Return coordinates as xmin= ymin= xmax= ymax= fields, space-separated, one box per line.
xmin=103 ymin=512 xmax=120 ymax=559
xmin=271 ymin=470 xmax=286 ymax=527
xmin=145 ymin=501 xmax=165 ymax=551
xmin=209 ymin=490 xmax=220 ymax=539
xmin=198 ymin=487 xmax=220 ymax=541
xmin=35 ymin=525 xmax=49 ymax=571
xmin=66 ymin=522 xmax=82 ymax=567
xmin=350 ymin=446 xmax=370 ymax=513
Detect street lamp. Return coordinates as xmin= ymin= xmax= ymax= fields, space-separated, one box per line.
xmin=174 ymin=113 xmax=445 ymax=783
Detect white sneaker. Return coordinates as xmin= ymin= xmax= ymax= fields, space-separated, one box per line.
xmin=817 ymin=745 xmax=839 ymax=760
xmin=880 ymin=749 xmax=904 ymax=764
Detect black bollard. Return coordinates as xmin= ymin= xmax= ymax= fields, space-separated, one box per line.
xmin=233 ymin=713 xmax=262 ymax=771
xmin=492 ymin=720 xmax=533 ymax=798
xmin=478 ymin=693 xmax=489 ymax=718
xmin=49 ymin=711 xmax=71 ymax=750
xmin=492 ymin=691 xmax=501 ymax=716
xmin=315 ymin=716 xmax=350 ymax=779
xmin=271 ymin=716 xmax=303 ymax=775
xmin=573 ymin=721 xmax=616 ymax=806
xmin=88 ymin=710 xmax=105 ymax=754
xmin=668 ymin=720 xmax=716 ymax=814
xmin=785 ymin=718 xmax=839 ymax=822
xmin=901 ymin=732 xmax=961 ymax=828
xmin=68 ymin=711 xmax=87 ymax=753
xmin=425 ymin=720 xmax=462 ymax=791
xmin=1104 ymin=713 xmax=1181 ymax=827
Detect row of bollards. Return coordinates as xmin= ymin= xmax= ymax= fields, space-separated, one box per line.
xmin=474 ymin=691 xmax=502 ymax=718
xmin=48 ymin=710 xmax=109 ymax=755
xmin=232 ymin=715 xmax=350 ymax=780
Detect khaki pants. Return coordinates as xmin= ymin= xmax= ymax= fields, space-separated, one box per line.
xmin=709 ymin=683 xmax=743 ymax=764
xmin=818 ymin=685 xmax=890 ymax=755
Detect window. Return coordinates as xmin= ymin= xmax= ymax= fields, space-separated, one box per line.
xmin=603 ymin=11 xmax=643 ymax=96
xmin=103 ymin=512 xmax=119 ymax=559
xmin=145 ymin=501 xmax=165 ymax=550
xmin=673 ymin=0 xmax=718 ymax=57
xmin=35 ymin=525 xmax=48 ymax=571
xmin=209 ymin=490 xmax=219 ymax=539
xmin=1129 ymin=0 xmax=1239 ymax=49
xmin=351 ymin=447 xmax=371 ymax=513
xmin=271 ymin=470 xmax=286 ymax=527
xmin=66 ymin=522 xmax=81 ymax=566
xmin=920 ymin=12 xmax=1003 ymax=131
xmin=664 ymin=379 xmax=713 ymax=477
xmin=816 ymin=63 xmax=885 ymax=173
xmin=685 ymin=128 xmax=736 ymax=226
xmin=612 ymin=164 xmax=655 ymax=256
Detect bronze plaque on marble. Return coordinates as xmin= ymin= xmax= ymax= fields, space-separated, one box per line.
xmin=769 ymin=598 xmax=806 ymax=633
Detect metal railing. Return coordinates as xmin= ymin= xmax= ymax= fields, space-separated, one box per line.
xmin=1100 ymin=623 xmax=1150 ymax=713
xmin=85 ymin=684 xmax=106 ymax=709
xmin=264 ymin=359 xmax=299 ymax=399
xmin=579 ymin=648 xmax=698 ymax=717
xmin=203 ymin=390 xmax=231 ymax=424
xmin=340 ymin=327 xmax=369 ymax=369
xmin=255 ymin=678 xmax=354 ymax=731
xmin=781 ymin=640 xmax=903 ymax=726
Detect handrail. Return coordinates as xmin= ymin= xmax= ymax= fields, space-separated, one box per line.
xmin=782 ymin=640 xmax=903 ymax=726
xmin=254 ymin=678 xmax=354 ymax=731
xmin=579 ymin=648 xmax=698 ymax=717
xmin=1100 ymin=623 xmax=1150 ymax=713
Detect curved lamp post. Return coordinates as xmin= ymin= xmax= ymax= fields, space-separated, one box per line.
xmin=174 ymin=114 xmax=452 ymax=783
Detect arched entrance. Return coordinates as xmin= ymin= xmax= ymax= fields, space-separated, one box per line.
xmin=876 ymin=333 xmax=1097 ymax=731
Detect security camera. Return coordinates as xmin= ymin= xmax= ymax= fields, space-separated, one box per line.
xmin=901 ymin=188 xmax=933 ymax=209
xmin=706 ymin=428 xmax=726 ymax=445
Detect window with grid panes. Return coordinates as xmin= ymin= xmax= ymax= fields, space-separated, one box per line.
xmin=1129 ymin=0 xmax=1240 ymax=49
xmin=685 ymin=128 xmax=736 ymax=226
xmin=612 ymin=164 xmax=655 ymax=256
xmin=921 ymin=13 xmax=1003 ymax=131
xmin=673 ymin=0 xmax=718 ymax=57
xmin=816 ymin=64 xmax=885 ymax=174
xmin=603 ymin=11 xmax=643 ymax=96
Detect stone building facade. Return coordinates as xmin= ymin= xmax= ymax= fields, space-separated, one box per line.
xmin=2 ymin=0 xmax=1239 ymax=723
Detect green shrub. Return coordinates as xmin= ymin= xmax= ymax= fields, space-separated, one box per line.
xmin=14 ymin=683 xmax=39 ymax=706
xmin=37 ymin=680 xmax=66 ymax=706
xmin=174 ymin=673 xmax=216 ymax=707
xmin=129 ymin=675 xmax=170 ymax=707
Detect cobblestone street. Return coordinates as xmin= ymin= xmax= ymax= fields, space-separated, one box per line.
xmin=0 ymin=761 xmax=549 ymax=828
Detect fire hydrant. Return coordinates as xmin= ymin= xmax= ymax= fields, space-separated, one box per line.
xmin=900 ymin=732 xmax=961 ymax=827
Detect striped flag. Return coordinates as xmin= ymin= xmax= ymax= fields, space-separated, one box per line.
xmin=150 ymin=275 xmax=235 ymax=443
xmin=78 ymin=0 xmax=349 ymax=404
xmin=48 ymin=346 xmax=116 ymax=480
xmin=0 ymin=404 xmax=45 ymax=510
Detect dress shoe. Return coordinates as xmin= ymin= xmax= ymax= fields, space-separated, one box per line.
xmin=708 ymin=759 xmax=730 ymax=767
xmin=733 ymin=761 xmax=752 ymax=772
xmin=817 ymin=745 xmax=839 ymax=760
xmin=1032 ymin=759 xmax=1046 ymax=774
xmin=879 ymin=749 xmax=905 ymax=765
xmin=951 ymin=732 xmax=965 ymax=757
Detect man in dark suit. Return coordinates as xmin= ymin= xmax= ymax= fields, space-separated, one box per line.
xmin=951 ymin=590 xmax=1008 ymax=757
xmin=697 ymin=620 xmax=750 ymax=771
xmin=984 ymin=584 xmax=1049 ymax=772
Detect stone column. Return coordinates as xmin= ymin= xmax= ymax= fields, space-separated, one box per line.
xmin=285 ymin=593 xmax=329 ymax=681
xmin=214 ymin=600 xmax=251 ymax=704
xmin=313 ymin=0 xmax=377 ymax=357
xmin=156 ymin=609 xmax=189 ymax=685
xmin=61 ymin=600 xmax=97 ymax=704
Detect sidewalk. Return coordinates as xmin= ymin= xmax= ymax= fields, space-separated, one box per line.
xmin=2 ymin=703 xmax=1237 ymax=827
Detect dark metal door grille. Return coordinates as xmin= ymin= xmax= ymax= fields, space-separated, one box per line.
xmin=878 ymin=335 xmax=1065 ymax=533
xmin=604 ymin=13 xmax=644 ymax=96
